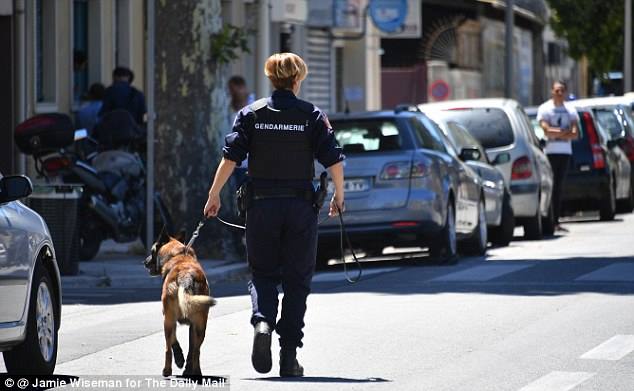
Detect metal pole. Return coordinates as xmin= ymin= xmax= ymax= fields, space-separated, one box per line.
xmin=145 ymin=0 xmax=155 ymax=248
xmin=256 ymin=0 xmax=270 ymax=98
xmin=14 ymin=0 xmax=26 ymax=174
xmin=504 ymin=0 xmax=514 ymax=98
xmin=625 ymin=0 xmax=632 ymax=92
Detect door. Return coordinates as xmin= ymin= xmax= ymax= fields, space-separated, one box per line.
xmin=0 ymin=200 xmax=31 ymax=323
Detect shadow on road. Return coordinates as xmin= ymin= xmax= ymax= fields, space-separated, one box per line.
xmin=244 ymin=376 xmax=391 ymax=383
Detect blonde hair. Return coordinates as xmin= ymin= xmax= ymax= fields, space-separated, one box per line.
xmin=264 ymin=52 xmax=308 ymax=90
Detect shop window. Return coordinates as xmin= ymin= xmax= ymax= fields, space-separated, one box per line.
xmin=35 ymin=0 xmax=56 ymax=104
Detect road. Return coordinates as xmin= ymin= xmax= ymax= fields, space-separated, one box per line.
xmin=2 ymin=212 xmax=634 ymax=391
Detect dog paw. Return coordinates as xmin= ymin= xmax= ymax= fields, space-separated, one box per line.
xmin=162 ymin=367 xmax=172 ymax=377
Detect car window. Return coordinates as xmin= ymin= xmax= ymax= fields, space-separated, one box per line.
xmin=410 ymin=116 xmax=447 ymax=153
xmin=594 ymin=109 xmax=624 ymax=139
xmin=331 ymin=119 xmax=402 ymax=154
xmin=438 ymin=107 xmax=515 ymax=148
xmin=448 ymin=122 xmax=488 ymax=163
xmin=620 ymin=107 xmax=634 ymax=137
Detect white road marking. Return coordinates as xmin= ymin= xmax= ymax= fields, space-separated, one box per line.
xmin=430 ymin=264 xmax=532 ymax=282
xmin=312 ymin=267 xmax=400 ymax=282
xmin=575 ymin=263 xmax=634 ymax=282
xmin=518 ymin=371 xmax=595 ymax=391
xmin=580 ymin=335 xmax=634 ymax=361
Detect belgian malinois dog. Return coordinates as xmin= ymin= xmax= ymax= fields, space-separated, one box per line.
xmin=144 ymin=233 xmax=216 ymax=377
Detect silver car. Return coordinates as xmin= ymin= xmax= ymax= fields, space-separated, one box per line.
xmin=420 ymin=99 xmax=555 ymax=239
xmin=424 ymin=112 xmax=515 ymax=246
xmin=0 ymin=174 xmax=61 ymax=375
xmin=316 ymin=108 xmax=486 ymax=266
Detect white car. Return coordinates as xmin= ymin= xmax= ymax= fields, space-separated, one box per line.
xmin=0 ymin=174 xmax=61 ymax=374
xmin=420 ymin=99 xmax=555 ymax=239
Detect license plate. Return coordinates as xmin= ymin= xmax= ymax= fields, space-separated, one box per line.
xmin=327 ymin=178 xmax=370 ymax=193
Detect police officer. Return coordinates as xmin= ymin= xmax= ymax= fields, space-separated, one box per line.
xmin=203 ymin=53 xmax=345 ymax=377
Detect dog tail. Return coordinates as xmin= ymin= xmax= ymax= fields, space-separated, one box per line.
xmin=177 ymin=286 xmax=217 ymax=318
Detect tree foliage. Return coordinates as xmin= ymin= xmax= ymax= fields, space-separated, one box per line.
xmin=546 ymin=0 xmax=624 ymax=76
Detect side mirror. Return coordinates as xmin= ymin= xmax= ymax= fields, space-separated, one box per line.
xmin=607 ymin=139 xmax=618 ymax=149
xmin=539 ymin=138 xmax=547 ymax=149
xmin=0 ymin=176 xmax=33 ymax=204
xmin=491 ymin=152 xmax=511 ymax=165
xmin=459 ymin=147 xmax=481 ymax=162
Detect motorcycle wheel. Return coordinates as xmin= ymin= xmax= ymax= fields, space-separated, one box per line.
xmin=79 ymin=227 xmax=102 ymax=261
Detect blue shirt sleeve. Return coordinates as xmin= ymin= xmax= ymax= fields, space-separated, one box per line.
xmin=313 ymin=110 xmax=345 ymax=168
xmin=223 ymin=107 xmax=252 ymax=165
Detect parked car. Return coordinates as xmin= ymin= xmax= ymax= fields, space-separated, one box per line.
xmin=420 ymin=99 xmax=555 ymax=239
xmin=315 ymin=107 xmax=487 ymax=267
xmin=0 ymin=174 xmax=61 ymax=374
xmin=527 ymin=103 xmax=634 ymax=218
xmin=423 ymin=111 xmax=515 ymax=246
xmin=572 ymin=100 xmax=634 ymax=212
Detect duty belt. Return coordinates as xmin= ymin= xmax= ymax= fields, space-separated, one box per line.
xmin=252 ymin=187 xmax=314 ymax=201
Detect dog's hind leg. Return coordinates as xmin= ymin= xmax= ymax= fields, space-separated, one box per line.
xmin=163 ymin=315 xmax=177 ymax=377
xmin=172 ymin=341 xmax=185 ymax=369
xmin=183 ymin=326 xmax=194 ymax=375
xmin=191 ymin=313 xmax=208 ymax=376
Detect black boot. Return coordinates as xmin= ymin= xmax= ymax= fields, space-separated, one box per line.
xmin=279 ymin=348 xmax=304 ymax=377
xmin=251 ymin=321 xmax=272 ymax=373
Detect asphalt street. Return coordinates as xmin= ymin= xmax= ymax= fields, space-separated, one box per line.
xmin=2 ymin=212 xmax=634 ymax=391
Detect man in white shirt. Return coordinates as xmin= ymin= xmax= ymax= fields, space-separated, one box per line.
xmin=537 ymin=80 xmax=579 ymax=232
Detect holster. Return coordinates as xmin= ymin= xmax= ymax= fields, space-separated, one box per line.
xmin=236 ymin=181 xmax=252 ymax=219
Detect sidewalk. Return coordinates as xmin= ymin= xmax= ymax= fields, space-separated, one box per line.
xmin=62 ymin=240 xmax=249 ymax=290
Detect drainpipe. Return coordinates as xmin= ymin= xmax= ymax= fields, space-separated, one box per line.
xmin=14 ymin=0 xmax=26 ymax=174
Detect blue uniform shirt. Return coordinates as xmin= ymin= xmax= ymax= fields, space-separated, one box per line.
xmin=223 ymin=89 xmax=344 ymax=189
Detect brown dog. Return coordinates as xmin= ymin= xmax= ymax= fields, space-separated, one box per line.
xmin=144 ymin=235 xmax=216 ymax=377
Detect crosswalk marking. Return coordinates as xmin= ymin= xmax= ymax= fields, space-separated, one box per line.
xmin=575 ymin=263 xmax=634 ymax=282
xmin=429 ymin=264 xmax=532 ymax=282
xmin=518 ymin=371 xmax=595 ymax=391
xmin=311 ymin=267 xmax=400 ymax=282
xmin=580 ymin=335 xmax=634 ymax=361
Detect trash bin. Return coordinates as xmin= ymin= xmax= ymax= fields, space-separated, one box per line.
xmin=28 ymin=184 xmax=82 ymax=276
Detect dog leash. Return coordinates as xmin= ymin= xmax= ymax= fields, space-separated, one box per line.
xmin=335 ymin=204 xmax=363 ymax=284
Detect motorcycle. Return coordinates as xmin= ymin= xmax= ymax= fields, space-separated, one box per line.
xmin=15 ymin=111 xmax=173 ymax=261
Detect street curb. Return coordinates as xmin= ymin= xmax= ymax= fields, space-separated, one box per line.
xmin=61 ymin=262 xmax=250 ymax=290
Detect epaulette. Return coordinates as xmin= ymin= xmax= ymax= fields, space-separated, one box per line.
xmin=249 ymin=98 xmax=269 ymax=112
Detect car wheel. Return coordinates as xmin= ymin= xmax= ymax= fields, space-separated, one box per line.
xmin=490 ymin=190 xmax=515 ymax=247
xmin=461 ymin=198 xmax=487 ymax=256
xmin=79 ymin=227 xmax=102 ymax=261
xmin=600 ymin=181 xmax=616 ymax=221
xmin=542 ymin=199 xmax=555 ymax=236
xmin=3 ymin=262 xmax=58 ymax=375
xmin=524 ymin=195 xmax=543 ymax=240
xmin=429 ymin=201 xmax=458 ymax=264
xmin=616 ymin=181 xmax=634 ymax=213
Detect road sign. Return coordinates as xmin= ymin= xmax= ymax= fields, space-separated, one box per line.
xmin=429 ymin=80 xmax=451 ymax=101
xmin=368 ymin=0 xmax=408 ymax=34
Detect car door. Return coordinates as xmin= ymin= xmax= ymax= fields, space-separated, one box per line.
xmin=0 ymin=176 xmax=31 ymax=323
xmin=595 ymin=108 xmax=632 ymax=198
xmin=517 ymin=106 xmax=554 ymax=214
xmin=419 ymin=115 xmax=479 ymax=233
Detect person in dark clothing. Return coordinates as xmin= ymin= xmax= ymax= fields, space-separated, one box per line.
xmin=76 ymin=83 xmax=105 ymax=134
xmin=99 ymin=66 xmax=147 ymax=126
xmin=203 ymin=53 xmax=345 ymax=377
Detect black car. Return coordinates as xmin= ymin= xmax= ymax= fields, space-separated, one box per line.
xmin=527 ymin=106 xmax=632 ymax=220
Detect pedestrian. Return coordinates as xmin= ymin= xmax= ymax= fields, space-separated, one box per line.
xmin=76 ymin=83 xmax=105 ymax=134
xmin=227 ymin=75 xmax=254 ymax=128
xmin=99 ymin=66 xmax=147 ymax=126
xmin=203 ymin=52 xmax=345 ymax=377
xmin=537 ymin=80 xmax=579 ymax=232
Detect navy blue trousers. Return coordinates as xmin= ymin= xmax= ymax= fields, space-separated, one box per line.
xmin=246 ymin=197 xmax=317 ymax=349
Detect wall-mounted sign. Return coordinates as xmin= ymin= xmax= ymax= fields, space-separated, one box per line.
xmin=368 ymin=0 xmax=408 ymax=34
xmin=380 ymin=0 xmax=421 ymax=38
xmin=271 ymin=0 xmax=308 ymax=24
xmin=429 ymin=80 xmax=451 ymax=101
xmin=332 ymin=0 xmax=364 ymax=34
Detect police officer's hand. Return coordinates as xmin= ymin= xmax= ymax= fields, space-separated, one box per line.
xmin=204 ymin=193 xmax=221 ymax=218
xmin=329 ymin=194 xmax=345 ymax=217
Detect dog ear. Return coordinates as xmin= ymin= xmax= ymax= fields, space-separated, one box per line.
xmin=173 ymin=228 xmax=187 ymax=244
